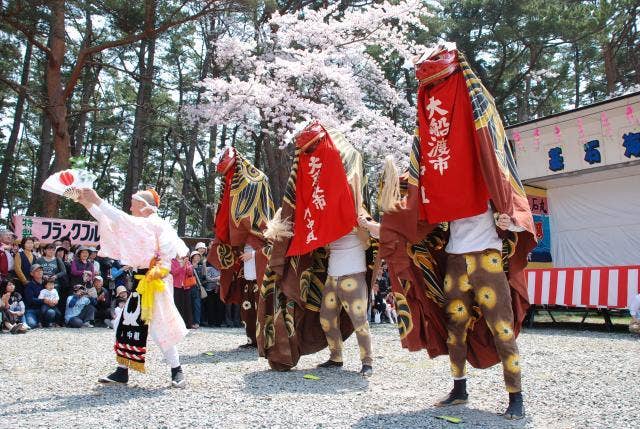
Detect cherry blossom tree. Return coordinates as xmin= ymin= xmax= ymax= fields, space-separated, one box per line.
xmin=191 ymin=1 xmax=430 ymax=202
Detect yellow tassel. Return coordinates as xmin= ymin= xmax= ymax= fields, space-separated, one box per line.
xmin=135 ymin=263 xmax=169 ymax=323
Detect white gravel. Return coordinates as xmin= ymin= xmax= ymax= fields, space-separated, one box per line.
xmin=0 ymin=324 xmax=638 ymax=428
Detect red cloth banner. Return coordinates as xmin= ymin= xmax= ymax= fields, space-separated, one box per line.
xmin=286 ymin=136 xmax=356 ymax=256
xmin=417 ymin=71 xmax=489 ymax=223
xmin=214 ymin=169 xmax=234 ymax=243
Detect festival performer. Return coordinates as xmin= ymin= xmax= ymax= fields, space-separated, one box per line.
xmin=207 ymin=147 xmax=274 ymax=348
xmin=259 ymin=121 xmax=374 ymax=377
xmin=377 ymin=45 xmax=536 ymax=420
xmin=75 ymin=188 xmax=189 ymax=388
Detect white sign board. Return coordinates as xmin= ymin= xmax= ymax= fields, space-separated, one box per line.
xmin=508 ymin=94 xmax=640 ymax=181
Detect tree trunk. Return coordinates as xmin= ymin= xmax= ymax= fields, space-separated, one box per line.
xmin=602 ymin=41 xmax=618 ymax=95
xmin=69 ymin=5 xmax=99 ymax=156
xmin=262 ymin=136 xmax=290 ymax=206
xmin=0 ymin=41 xmax=32 ymax=212
xmin=42 ymin=0 xmax=72 ymax=217
xmin=28 ymin=112 xmax=53 ymax=215
xmin=123 ymin=0 xmax=157 ymax=213
xmin=574 ymin=43 xmax=580 ymax=108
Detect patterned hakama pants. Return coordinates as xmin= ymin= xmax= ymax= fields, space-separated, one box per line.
xmin=241 ymin=280 xmax=259 ymax=345
xmin=444 ymin=249 xmax=522 ymax=392
xmin=320 ymin=272 xmax=373 ymax=366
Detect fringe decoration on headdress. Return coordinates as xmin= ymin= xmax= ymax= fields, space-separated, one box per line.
xmin=378 ymin=155 xmax=401 ymax=212
xmin=264 ymin=208 xmax=293 ymax=242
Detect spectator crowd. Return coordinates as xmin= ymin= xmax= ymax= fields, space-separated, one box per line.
xmin=1 ymin=226 xmax=400 ymax=337
xmin=0 ymin=229 xmax=239 ymax=335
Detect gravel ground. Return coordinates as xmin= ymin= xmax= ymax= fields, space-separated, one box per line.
xmin=0 ymin=324 xmax=637 ymax=428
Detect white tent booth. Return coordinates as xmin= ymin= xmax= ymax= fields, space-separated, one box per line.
xmin=506 ymin=92 xmax=640 ymax=325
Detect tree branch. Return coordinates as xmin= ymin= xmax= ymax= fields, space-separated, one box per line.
xmin=1 ymin=16 xmax=52 ymax=55
xmin=63 ymin=0 xmax=221 ymax=99
xmin=0 ymin=75 xmax=43 ymax=109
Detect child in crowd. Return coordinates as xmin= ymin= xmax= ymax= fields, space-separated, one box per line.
xmin=38 ymin=276 xmax=62 ymax=327
xmin=385 ymin=293 xmax=397 ymax=325
xmin=1 ymin=280 xmax=28 ymax=333
xmin=107 ymin=285 xmax=129 ymax=329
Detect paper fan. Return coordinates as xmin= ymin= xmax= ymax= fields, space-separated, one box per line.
xmin=41 ymin=169 xmax=96 ymax=201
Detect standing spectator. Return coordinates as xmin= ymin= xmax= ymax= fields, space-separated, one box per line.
xmin=189 ymin=251 xmax=204 ymax=329
xmin=87 ymin=275 xmax=111 ymax=327
xmin=38 ymin=276 xmax=62 ymax=327
xmin=54 ymin=246 xmax=71 ymax=311
xmin=36 ymin=243 xmax=67 ymax=288
xmin=65 ymin=284 xmax=96 ymax=328
xmin=60 ymin=237 xmax=74 ymax=263
xmin=630 ymin=292 xmax=640 ymax=334
xmin=195 ymin=242 xmax=207 ymax=257
xmin=88 ymin=247 xmax=101 ymax=276
xmin=0 ymin=229 xmax=16 ymax=282
xmin=69 ymin=246 xmax=95 ymax=288
xmin=1 ymin=279 xmax=28 ymax=333
xmin=202 ymin=264 xmax=224 ymax=327
xmin=14 ymin=236 xmax=37 ymax=294
xmin=24 ymin=264 xmax=56 ymax=328
xmin=171 ymin=256 xmax=194 ymax=329
xmin=32 ymin=239 xmax=42 ymax=258
xmin=110 ymin=260 xmax=133 ymax=291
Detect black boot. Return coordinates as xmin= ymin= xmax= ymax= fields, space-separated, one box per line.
xmin=359 ymin=364 xmax=373 ymax=377
xmin=98 ymin=367 xmax=129 ymax=384
xmin=317 ymin=359 xmax=343 ymax=368
xmin=434 ymin=379 xmax=468 ymax=407
xmin=500 ymin=392 xmax=525 ymax=420
xmin=171 ymin=366 xmax=186 ymax=388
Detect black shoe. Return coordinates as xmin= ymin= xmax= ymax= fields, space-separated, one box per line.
xmin=98 ymin=367 xmax=129 ymax=384
xmin=434 ymin=379 xmax=468 ymax=407
xmin=239 ymin=342 xmax=257 ymax=349
xmin=359 ymin=364 xmax=373 ymax=377
xmin=317 ymin=359 xmax=343 ymax=368
xmin=500 ymin=392 xmax=525 ymax=420
xmin=171 ymin=366 xmax=186 ymax=389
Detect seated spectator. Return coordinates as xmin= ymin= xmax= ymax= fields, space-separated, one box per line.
xmin=373 ymin=290 xmax=387 ymax=324
xmin=38 ymin=276 xmax=63 ymax=327
xmin=14 ymin=236 xmax=37 ymax=294
xmin=87 ymin=275 xmax=111 ymax=327
xmin=630 ymin=292 xmax=640 ymax=334
xmin=1 ymin=279 xmax=28 ymax=333
xmin=107 ymin=285 xmax=129 ymax=329
xmin=65 ymin=284 xmax=96 ymax=328
xmin=60 ymin=236 xmax=73 ymax=261
xmin=385 ymin=293 xmax=398 ymax=325
xmin=69 ymin=246 xmax=95 ymax=288
xmin=24 ymin=264 xmax=57 ymax=328
xmin=36 ymin=243 xmax=67 ymax=288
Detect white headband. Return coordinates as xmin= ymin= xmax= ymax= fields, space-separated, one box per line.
xmin=132 ymin=192 xmax=158 ymax=213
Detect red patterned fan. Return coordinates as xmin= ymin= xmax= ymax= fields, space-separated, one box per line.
xmin=41 ymin=169 xmax=96 ymax=201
